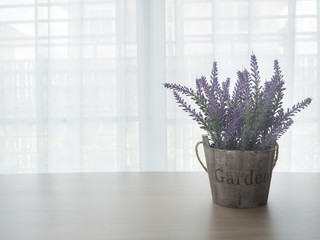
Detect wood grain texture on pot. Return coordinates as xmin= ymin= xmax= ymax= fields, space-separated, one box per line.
xmin=202 ymin=135 xmax=275 ymax=208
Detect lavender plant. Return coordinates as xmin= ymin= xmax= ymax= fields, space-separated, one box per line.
xmin=164 ymin=54 xmax=312 ymax=150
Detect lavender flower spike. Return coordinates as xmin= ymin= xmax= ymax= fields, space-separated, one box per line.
xmin=163 ymin=54 xmax=312 ymax=150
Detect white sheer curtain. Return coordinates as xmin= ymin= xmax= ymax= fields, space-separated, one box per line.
xmin=0 ymin=0 xmax=141 ymax=173
xmin=0 ymin=0 xmax=319 ymax=173
xmin=166 ymin=0 xmax=320 ymax=172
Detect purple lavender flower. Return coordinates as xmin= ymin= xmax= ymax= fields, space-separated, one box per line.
xmin=221 ymin=105 xmax=244 ymax=148
xmin=163 ymin=54 xmax=312 ymax=150
xmin=172 ymin=91 xmax=203 ymax=124
xmin=210 ymin=62 xmax=223 ymax=99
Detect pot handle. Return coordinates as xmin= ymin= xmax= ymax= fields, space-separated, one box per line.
xmin=195 ymin=141 xmax=208 ymax=173
xmin=273 ymin=142 xmax=279 ymax=169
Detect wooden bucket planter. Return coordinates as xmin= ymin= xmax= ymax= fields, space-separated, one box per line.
xmin=196 ymin=135 xmax=279 ymax=208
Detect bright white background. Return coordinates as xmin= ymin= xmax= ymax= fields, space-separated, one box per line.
xmin=0 ymin=0 xmax=319 ymax=173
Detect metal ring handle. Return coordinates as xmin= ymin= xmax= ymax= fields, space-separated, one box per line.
xmin=195 ymin=141 xmax=208 ymax=173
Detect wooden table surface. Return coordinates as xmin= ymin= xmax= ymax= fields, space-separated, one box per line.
xmin=0 ymin=172 xmax=319 ymax=240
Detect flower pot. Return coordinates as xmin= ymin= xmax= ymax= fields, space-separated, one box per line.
xmin=195 ymin=135 xmax=279 ymax=208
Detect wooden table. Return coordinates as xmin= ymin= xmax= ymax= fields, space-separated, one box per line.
xmin=0 ymin=172 xmax=319 ymax=240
